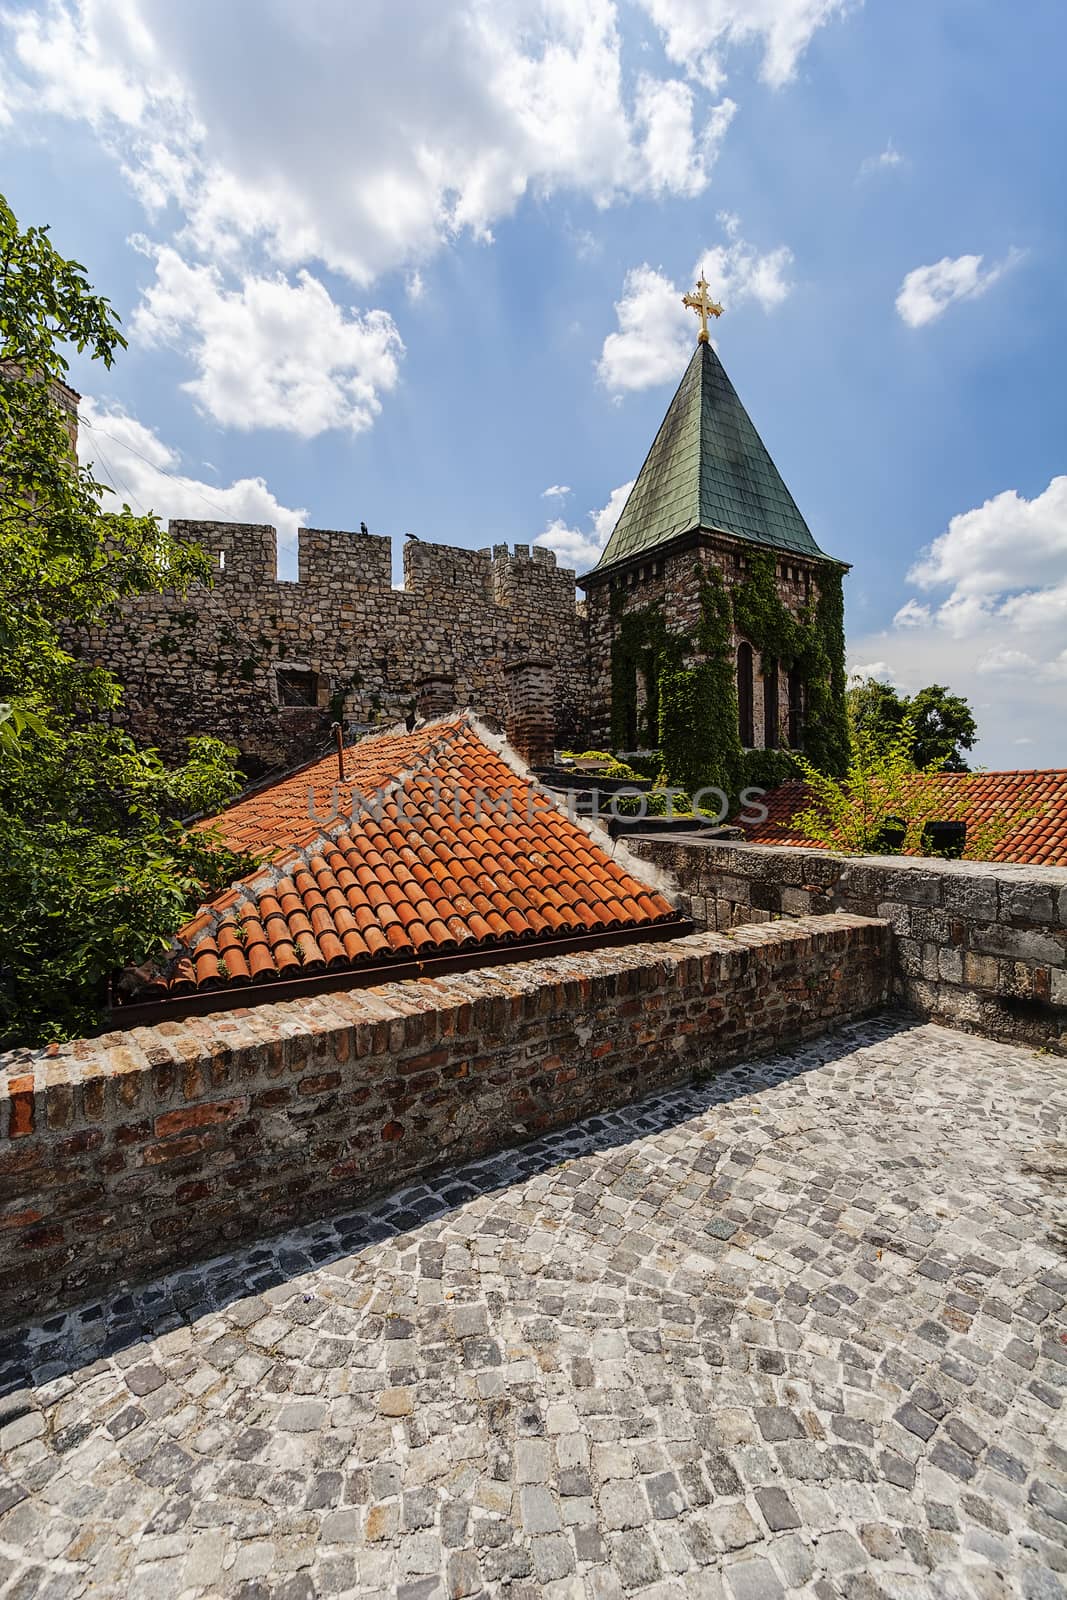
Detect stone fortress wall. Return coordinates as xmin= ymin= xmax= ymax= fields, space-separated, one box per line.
xmin=72 ymin=520 xmax=589 ymax=776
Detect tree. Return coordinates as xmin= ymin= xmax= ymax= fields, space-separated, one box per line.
xmin=790 ymin=713 xmax=1029 ymax=859
xmin=846 ymin=677 xmax=976 ymax=771
xmin=791 ymin=716 xmax=947 ymax=856
xmin=0 ymin=194 xmax=256 ymax=1046
xmin=845 ymin=676 xmax=905 ymax=749
xmin=907 ymin=684 xmax=977 ymax=772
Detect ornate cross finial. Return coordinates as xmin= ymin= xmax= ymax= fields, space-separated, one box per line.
xmin=682 ymin=273 xmax=724 ymax=343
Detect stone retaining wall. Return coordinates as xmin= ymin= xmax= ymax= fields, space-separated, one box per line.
xmin=0 ymin=915 xmax=888 ymax=1325
xmin=631 ymin=838 xmax=1066 ymax=1053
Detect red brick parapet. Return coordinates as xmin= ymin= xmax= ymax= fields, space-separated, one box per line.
xmin=0 ymin=914 xmax=888 ymax=1325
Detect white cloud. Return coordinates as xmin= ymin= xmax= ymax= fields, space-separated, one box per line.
xmin=542 ymin=484 xmax=572 ymax=499
xmin=636 ymin=0 xmax=855 ymax=90
xmin=845 ymin=616 xmax=1067 ymax=768
xmin=858 ymin=139 xmax=902 ymax=178
xmin=535 ymin=478 xmax=635 ymax=571
xmin=3 ymin=0 xmax=164 ymax=127
xmin=892 ymin=598 xmax=931 ymax=628
xmin=847 ymin=660 xmax=895 ymax=684
xmin=706 ymin=236 xmax=793 ymax=310
xmin=78 ymin=398 xmax=307 ymax=550
xmin=406 ymin=270 xmax=426 ymax=304
xmin=849 ymin=475 xmax=1067 ymax=767
xmin=895 ymin=249 xmax=1023 ymax=329
xmin=5 ymin=0 xmax=735 ymax=288
xmin=908 ymin=477 xmax=1067 ymax=609
xmin=131 ymin=245 xmax=404 ymax=437
xmin=598 ymin=223 xmax=794 ymax=392
xmin=598 ymin=266 xmax=694 ymax=393
xmin=976 ymin=648 xmax=1037 ymax=676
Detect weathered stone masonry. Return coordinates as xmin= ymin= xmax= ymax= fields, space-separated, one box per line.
xmin=0 ymin=914 xmax=888 ymax=1323
xmin=72 ymin=522 xmax=588 ymax=775
xmin=582 ymin=528 xmax=828 ymax=750
xmin=632 ymin=838 xmax=1067 ymax=1053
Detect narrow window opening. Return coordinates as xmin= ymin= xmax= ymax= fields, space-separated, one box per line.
xmin=623 ymin=657 xmax=639 ymax=748
xmin=737 ymin=642 xmax=754 ymax=748
xmin=763 ymin=657 xmax=779 ymax=749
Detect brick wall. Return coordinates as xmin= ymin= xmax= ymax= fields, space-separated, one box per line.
xmin=631 ymin=838 xmax=1067 ymax=1053
xmin=70 ymin=524 xmax=588 ymax=776
xmin=506 ymin=656 xmax=556 ymax=768
xmin=0 ymin=915 xmax=888 ymax=1324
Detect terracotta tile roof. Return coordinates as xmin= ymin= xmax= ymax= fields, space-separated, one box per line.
xmin=130 ymin=716 xmax=680 ymax=1005
xmin=737 ymin=770 xmax=1067 ymax=867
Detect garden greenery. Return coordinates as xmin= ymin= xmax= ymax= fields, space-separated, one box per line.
xmin=0 ymin=193 xmax=257 ymax=1045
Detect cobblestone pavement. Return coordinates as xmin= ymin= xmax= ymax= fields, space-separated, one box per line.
xmin=1 ymin=1016 xmax=1065 ymax=1600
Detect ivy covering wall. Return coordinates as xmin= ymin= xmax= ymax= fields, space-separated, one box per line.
xmin=609 ymin=551 xmax=849 ymax=798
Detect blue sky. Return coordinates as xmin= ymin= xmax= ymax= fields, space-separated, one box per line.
xmin=3 ymin=0 xmax=1065 ymax=766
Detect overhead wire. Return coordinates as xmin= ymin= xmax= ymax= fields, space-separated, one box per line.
xmin=84 ymin=430 xmax=146 ymax=516
xmin=79 ymin=414 xmax=300 ymax=553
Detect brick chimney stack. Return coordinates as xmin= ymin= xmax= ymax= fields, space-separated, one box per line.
xmin=505 ymin=657 xmax=556 ymax=770
xmin=416 ymin=674 xmax=456 ymax=721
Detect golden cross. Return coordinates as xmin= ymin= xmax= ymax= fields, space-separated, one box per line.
xmin=682 ymin=273 xmax=724 ymax=343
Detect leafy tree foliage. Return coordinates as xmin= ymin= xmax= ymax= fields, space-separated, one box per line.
xmin=791 ymin=715 xmax=1028 ymax=859
xmin=846 ymin=676 xmax=977 ymax=770
xmin=790 ymin=717 xmax=945 ymax=855
xmin=907 ymin=684 xmax=978 ymax=771
xmin=0 ymin=194 xmax=256 ymax=1046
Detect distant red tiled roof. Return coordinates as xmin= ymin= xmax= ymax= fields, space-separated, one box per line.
xmin=128 ymin=716 xmax=680 ymax=1005
xmin=737 ymin=770 xmax=1067 ymax=867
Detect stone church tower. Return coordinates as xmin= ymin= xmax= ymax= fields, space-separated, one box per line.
xmin=580 ymin=284 xmax=850 ymax=789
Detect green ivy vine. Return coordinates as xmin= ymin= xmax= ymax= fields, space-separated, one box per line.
xmin=608 ymin=550 xmax=849 ymax=800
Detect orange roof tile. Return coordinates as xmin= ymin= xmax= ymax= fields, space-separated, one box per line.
xmin=129 ymin=716 xmax=681 ymax=1006
xmin=736 ymin=770 xmax=1067 ymax=867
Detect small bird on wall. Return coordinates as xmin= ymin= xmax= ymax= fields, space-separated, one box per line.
xmin=360 ymin=520 xmax=369 ymax=535
xmin=405 ymin=531 xmax=421 ymax=542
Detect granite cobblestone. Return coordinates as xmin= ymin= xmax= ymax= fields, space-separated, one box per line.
xmin=0 ymin=1018 xmax=1064 ymax=1597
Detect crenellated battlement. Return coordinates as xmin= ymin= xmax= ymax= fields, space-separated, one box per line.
xmin=171 ymin=520 xmax=572 ymax=604
xmin=84 ymin=518 xmax=588 ymax=776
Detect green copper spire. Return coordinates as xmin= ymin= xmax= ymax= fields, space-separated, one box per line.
xmin=593 ymin=340 xmax=829 ymax=572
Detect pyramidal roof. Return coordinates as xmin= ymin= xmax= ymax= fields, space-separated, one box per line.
xmin=591 ymin=340 xmax=832 ymax=573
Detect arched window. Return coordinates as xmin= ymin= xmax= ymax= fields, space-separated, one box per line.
xmin=737 ymin=642 xmax=754 ymax=747
xmin=788 ymin=666 xmax=804 ymax=749
xmin=763 ymin=657 xmax=779 ymax=750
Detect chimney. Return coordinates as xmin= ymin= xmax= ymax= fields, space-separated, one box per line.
xmin=505 ymin=657 xmax=556 ymax=770
xmin=416 ymin=673 xmax=455 ymax=721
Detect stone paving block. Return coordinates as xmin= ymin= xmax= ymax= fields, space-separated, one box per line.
xmin=755 ymin=1487 xmax=801 ymax=1532
xmin=725 ymin=1557 xmax=786 ymax=1600
xmin=0 ymin=1019 xmax=1062 ymax=1598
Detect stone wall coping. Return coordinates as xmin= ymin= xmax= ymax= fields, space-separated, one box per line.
xmin=629 ymin=836 xmax=1065 ymax=1053
xmin=0 ymin=914 xmax=881 ymax=1090
xmin=642 ymin=835 xmax=1067 ymax=887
